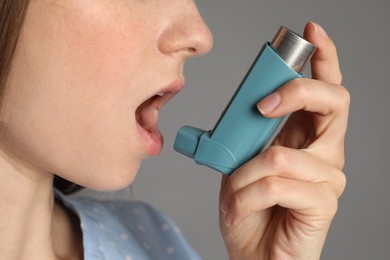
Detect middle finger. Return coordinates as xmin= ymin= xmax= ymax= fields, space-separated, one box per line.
xmin=220 ymin=146 xmax=346 ymax=213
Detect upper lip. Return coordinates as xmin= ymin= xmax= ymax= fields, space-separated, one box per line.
xmin=146 ymin=79 xmax=184 ymax=110
xmin=135 ymin=79 xmax=184 ymax=132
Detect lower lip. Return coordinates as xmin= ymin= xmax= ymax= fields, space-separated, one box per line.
xmin=136 ymin=123 xmax=164 ymax=156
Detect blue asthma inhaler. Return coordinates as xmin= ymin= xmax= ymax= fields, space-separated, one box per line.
xmin=174 ymin=26 xmax=317 ymax=175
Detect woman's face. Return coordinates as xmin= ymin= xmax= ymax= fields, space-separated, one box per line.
xmin=1 ymin=0 xmax=212 ymax=190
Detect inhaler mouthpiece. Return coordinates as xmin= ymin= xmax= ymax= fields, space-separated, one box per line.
xmin=174 ymin=26 xmax=317 ymax=174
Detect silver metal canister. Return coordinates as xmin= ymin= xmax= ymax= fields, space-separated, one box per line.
xmin=271 ymin=26 xmax=317 ymax=73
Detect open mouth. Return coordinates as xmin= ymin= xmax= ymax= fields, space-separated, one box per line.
xmin=135 ymin=94 xmax=159 ymax=133
xmin=134 ymin=80 xmax=183 ymax=155
xmin=135 ymin=91 xmax=178 ymax=156
xmin=135 ymin=92 xmax=173 ymax=134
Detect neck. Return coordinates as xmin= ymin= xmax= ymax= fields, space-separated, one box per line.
xmin=0 ymin=148 xmax=60 ymax=259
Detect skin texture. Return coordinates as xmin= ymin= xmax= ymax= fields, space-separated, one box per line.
xmin=0 ymin=0 xmax=350 ymax=259
xmin=0 ymin=0 xmax=212 ymax=259
xmin=1 ymin=0 xmax=212 ymax=190
xmin=219 ymin=22 xmax=349 ymax=260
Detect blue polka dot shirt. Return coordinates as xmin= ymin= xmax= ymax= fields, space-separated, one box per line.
xmin=55 ymin=190 xmax=201 ymax=260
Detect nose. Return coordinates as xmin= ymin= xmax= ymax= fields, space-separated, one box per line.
xmin=157 ymin=2 xmax=213 ymax=58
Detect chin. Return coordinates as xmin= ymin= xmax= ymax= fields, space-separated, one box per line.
xmin=62 ymin=161 xmax=141 ymax=192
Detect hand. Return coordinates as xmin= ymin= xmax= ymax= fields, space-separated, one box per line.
xmin=219 ymin=22 xmax=349 ymax=260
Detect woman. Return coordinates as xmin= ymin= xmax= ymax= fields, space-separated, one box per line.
xmin=0 ymin=0 xmax=349 ymax=259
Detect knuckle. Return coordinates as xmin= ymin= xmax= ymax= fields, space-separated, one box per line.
xmin=231 ymin=191 xmax=246 ymax=210
xmin=335 ymin=170 xmax=347 ymax=197
xmin=340 ymin=85 xmax=351 ymax=105
xmin=290 ymin=78 xmax=309 ymax=100
xmin=263 ymin=146 xmax=291 ymax=171
xmin=262 ymin=176 xmax=281 ymax=196
xmin=227 ymin=176 xmax=241 ymax=194
xmin=319 ymin=183 xmax=339 ymax=219
xmin=334 ymin=85 xmax=351 ymax=111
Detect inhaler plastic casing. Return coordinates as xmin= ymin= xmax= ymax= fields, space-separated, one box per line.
xmin=174 ymin=27 xmax=317 ymax=175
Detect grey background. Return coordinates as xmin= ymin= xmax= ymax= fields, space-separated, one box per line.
xmin=133 ymin=0 xmax=390 ymax=259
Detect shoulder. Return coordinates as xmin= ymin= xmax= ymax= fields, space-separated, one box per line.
xmin=55 ymin=190 xmax=200 ymax=260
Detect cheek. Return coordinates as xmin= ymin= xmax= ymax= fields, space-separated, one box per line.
xmin=2 ymin=1 xmax=155 ymax=190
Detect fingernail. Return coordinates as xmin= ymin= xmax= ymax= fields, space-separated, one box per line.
xmin=311 ymin=21 xmax=328 ymax=38
xmin=257 ymin=92 xmax=281 ymax=115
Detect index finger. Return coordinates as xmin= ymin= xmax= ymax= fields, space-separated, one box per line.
xmin=304 ymin=22 xmax=343 ymax=85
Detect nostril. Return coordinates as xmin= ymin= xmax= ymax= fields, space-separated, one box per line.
xmin=183 ymin=47 xmax=197 ymax=56
xmin=188 ymin=47 xmax=196 ymax=53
